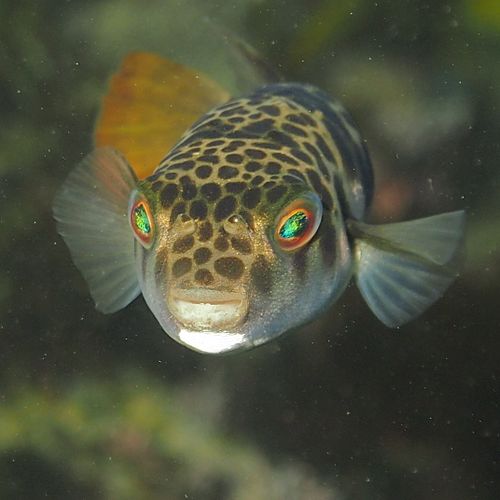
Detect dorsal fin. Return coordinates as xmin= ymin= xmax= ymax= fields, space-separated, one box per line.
xmin=94 ymin=52 xmax=231 ymax=179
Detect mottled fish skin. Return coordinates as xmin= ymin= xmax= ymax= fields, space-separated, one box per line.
xmin=135 ymin=83 xmax=373 ymax=351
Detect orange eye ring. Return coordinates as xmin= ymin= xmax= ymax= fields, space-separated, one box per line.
xmin=129 ymin=194 xmax=155 ymax=248
xmin=274 ymin=194 xmax=322 ymax=252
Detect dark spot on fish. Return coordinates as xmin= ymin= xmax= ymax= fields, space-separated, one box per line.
xmin=245 ymin=161 xmax=262 ymax=172
xmin=221 ymin=140 xmax=245 ymax=153
xmin=169 ymin=150 xmax=197 ymax=161
xmin=290 ymin=149 xmax=313 ymax=165
xmin=286 ymin=113 xmax=308 ymax=126
xmin=182 ymin=129 xmax=220 ymax=143
xmin=173 ymin=235 xmax=194 ymax=253
xmin=220 ymin=106 xmax=248 ymax=117
xmin=195 ymin=268 xmax=214 ymax=286
xmin=180 ymin=175 xmax=197 ymax=200
xmin=253 ymin=141 xmax=281 ymax=150
xmin=304 ymin=142 xmax=331 ymax=179
xmin=164 ymin=172 xmax=178 ymax=180
xmin=152 ymin=181 xmax=163 ymax=192
xmin=195 ymin=165 xmax=212 ymax=179
xmin=214 ymin=195 xmax=237 ymax=221
xmin=313 ymin=132 xmax=334 ymax=162
xmin=201 ymin=183 xmax=221 ymax=201
xmin=172 ymin=257 xmax=192 ymax=278
xmin=267 ymin=130 xmax=299 ymax=149
xmin=272 ymin=152 xmax=299 ymax=166
xmin=198 ymin=154 xmax=219 ymax=164
xmin=263 ymin=181 xmax=276 ymax=190
xmin=226 ymin=153 xmax=244 ymax=164
xmin=282 ymin=123 xmax=307 ymax=137
xmin=189 ymin=199 xmax=208 ymax=220
xmin=198 ymin=221 xmax=213 ymax=242
xmin=226 ymin=181 xmax=246 ymax=194
xmin=206 ymin=139 xmax=225 ymax=147
xmin=241 ymin=118 xmax=274 ymax=135
xmin=266 ymin=185 xmax=287 ymax=203
xmin=245 ymin=148 xmax=266 ymax=160
xmin=257 ymin=105 xmax=280 ymax=116
xmin=214 ymin=257 xmax=245 ymax=280
xmin=306 ymin=168 xmax=324 ymax=193
xmin=229 ymin=116 xmax=245 ymax=124
xmin=194 ymin=247 xmax=212 ymax=265
xmin=218 ymin=166 xmax=239 ymax=179
xmin=242 ymin=188 xmax=261 ymax=209
xmin=265 ymin=162 xmax=282 ymax=175
xmin=251 ymin=254 xmax=272 ymax=293
xmin=251 ymin=175 xmax=264 ymax=186
xmin=214 ymin=235 xmax=229 ymax=252
xmin=170 ymin=160 xmax=195 ymax=171
xmin=299 ymin=112 xmax=316 ymax=126
xmin=231 ymin=237 xmax=252 ymax=254
xmin=160 ymin=183 xmax=178 ymax=208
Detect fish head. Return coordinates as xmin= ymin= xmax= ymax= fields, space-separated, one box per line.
xmin=129 ymin=159 xmax=352 ymax=355
xmin=129 ymin=177 xmax=352 ymax=354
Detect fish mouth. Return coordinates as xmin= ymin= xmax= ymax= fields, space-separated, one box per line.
xmin=168 ymin=288 xmax=248 ymax=331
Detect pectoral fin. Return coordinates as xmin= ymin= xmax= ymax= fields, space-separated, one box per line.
xmin=53 ymin=148 xmax=140 ymax=313
xmin=349 ymin=211 xmax=465 ymax=327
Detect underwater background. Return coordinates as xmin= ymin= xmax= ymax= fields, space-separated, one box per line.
xmin=1 ymin=0 xmax=499 ymax=498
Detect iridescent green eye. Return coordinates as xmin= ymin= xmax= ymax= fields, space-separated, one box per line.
xmin=275 ymin=195 xmax=322 ymax=252
xmin=130 ymin=196 xmax=154 ymax=247
xmin=279 ymin=210 xmax=309 ymax=239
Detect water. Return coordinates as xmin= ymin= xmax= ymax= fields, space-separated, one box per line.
xmin=1 ymin=0 xmax=499 ymax=498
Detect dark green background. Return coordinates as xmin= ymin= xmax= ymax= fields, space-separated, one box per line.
xmin=1 ymin=0 xmax=499 ymax=498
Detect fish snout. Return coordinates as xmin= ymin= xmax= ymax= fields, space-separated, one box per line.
xmin=168 ymin=288 xmax=248 ymax=330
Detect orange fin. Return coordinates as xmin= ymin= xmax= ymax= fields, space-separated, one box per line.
xmin=94 ymin=52 xmax=231 ymax=179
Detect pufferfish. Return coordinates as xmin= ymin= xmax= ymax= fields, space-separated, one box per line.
xmin=53 ymin=52 xmax=465 ymax=354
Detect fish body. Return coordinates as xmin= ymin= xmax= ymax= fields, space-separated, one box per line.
xmin=54 ymin=53 xmax=465 ymax=354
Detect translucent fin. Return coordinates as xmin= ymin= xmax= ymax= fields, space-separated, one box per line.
xmin=349 ymin=211 xmax=465 ymax=327
xmin=218 ymin=29 xmax=282 ymax=86
xmin=53 ymin=148 xmax=140 ymax=313
xmin=94 ymin=52 xmax=231 ymax=179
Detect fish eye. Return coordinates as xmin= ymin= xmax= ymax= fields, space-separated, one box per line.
xmin=130 ymin=193 xmax=155 ymax=248
xmin=274 ymin=194 xmax=322 ymax=252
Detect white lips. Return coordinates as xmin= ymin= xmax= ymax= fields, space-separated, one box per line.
xmin=168 ymin=289 xmax=247 ymax=330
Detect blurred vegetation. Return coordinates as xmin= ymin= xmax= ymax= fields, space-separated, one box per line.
xmin=1 ymin=0 xmax=499 ymax=499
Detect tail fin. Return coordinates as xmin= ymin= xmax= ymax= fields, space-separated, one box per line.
xmin=53 ymin=148 xmax=140 ymax=313
xmin=348 ymin=211 xmax=465 ymax=327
